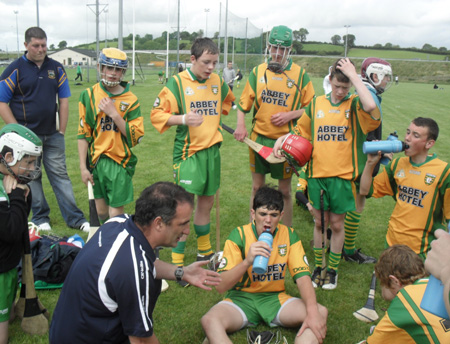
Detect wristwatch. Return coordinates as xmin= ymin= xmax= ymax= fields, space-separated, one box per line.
xmin=174 ymin=266 xmax=184 ymax=282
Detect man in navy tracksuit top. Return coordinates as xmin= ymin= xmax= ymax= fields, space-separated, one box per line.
xmin=50 ymin=182 xmax=221 ymax=344
xmin=0 ymin=26 xmax=88 ymax=232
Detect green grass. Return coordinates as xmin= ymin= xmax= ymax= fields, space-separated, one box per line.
xmin=4 ymin=68 xmax=450 ymax=343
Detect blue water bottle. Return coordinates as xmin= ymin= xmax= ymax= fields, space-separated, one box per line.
xmin=252 ymin=230 xmax=273 ymax=274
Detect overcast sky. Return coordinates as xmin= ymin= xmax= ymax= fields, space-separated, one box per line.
xmin=1 ymin=0 xmax=449 ymax=54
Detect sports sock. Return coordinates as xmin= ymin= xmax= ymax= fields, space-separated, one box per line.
xmin=313 ymin=247 xmax=324 ymax=268
xmin=344 ymin=210 xmax=362 ymax=255
xmin=328 ymin=251 xmax=342 ymax=272
xmin=195 ymin=223 xmax=213 ymax=256
xmin=172 ymin=241 xmax=186 ymax=266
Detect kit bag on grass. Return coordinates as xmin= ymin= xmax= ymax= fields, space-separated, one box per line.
xmin=18 ymin=234 xmax=82 ymax=289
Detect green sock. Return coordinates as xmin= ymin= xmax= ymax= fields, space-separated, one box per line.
xmin=328 ymin=251 xmax=342 ymax=272
xmin=195 ymin=223 xmax=213 ymax=255
xmin=344 ymin=210 xmax=362 ymax=255
xmin=313 ymin=247 xmax=324 ymax=268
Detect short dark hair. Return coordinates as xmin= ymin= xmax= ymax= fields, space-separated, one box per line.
xmin=134 ymin=182 xmax=194 ymax=227
xmin=191 ymin=38 xmax=219 ymax=60
xmin=330 ymin=58 xmax=354 ymax=83
xmin=412 ymin=117 xmax=439 ymax=141
xmin=252 ymin=185 xmax=284 ymax=212
xmin=25 ymin=27 xmax=47 ymax=43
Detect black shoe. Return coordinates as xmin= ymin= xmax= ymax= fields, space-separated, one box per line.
xmin=322 ymin=269 xmax=338 ymax=290
xmin=311 ymin=267 xmax=322 ymax=288
xmin=176 ymin=279 xmax=190 ymax=288
xmin=196 ymin=252 xmax=214 ymax=262
xmin=343 ymin=248 xmax=377 ymax=264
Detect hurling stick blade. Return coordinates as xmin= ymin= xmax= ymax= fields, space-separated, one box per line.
xmin=87 ymin=181 xmax=100 ymax=242
xmin=21 ymin=250 xmax=48 ymax=335
xmin=221 ymin=124 xmax=285 ymax=164
xmin=353 ymin=272 xmax=379 ymax=323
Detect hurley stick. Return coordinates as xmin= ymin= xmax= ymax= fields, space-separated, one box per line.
xmin=353 ymin=271 xmax=379 ymax=323
xmin=320 ymin=190 xmax=327 ymax=286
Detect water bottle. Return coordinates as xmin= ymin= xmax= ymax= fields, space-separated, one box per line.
xmin=363 ymin=138 xmax=408 ymax=155
xmin=252 ymin=230 xmax=273 ymax=274
xmin=420 ymin=275 xmax=450 ymax=319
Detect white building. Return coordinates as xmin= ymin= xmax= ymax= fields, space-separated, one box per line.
xmin=48 ymin=48 xmax=97 ymax=66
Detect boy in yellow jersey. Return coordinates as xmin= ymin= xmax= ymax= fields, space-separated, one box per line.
xmin=274 ymin=58 xmax=380 ymax=290
xmin=151 ymin=38 xmax=235 ymax=286
xmin=360 ymin=117 xmax=450 ymax=259
xmin=78 ymin=48 xmax=144 ymax=223
xmin=234 ymin=25 xmax=315 ymax=228
xmin=360 ymin=245 xmax=450 ymax=343
xmin=201 ymin=186 xmax=327 ymax=344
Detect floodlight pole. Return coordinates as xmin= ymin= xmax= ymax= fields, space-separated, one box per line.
xmin=14 ymin=10 xmax=19 ymax=58
xmin=204 ymin=8 xmax=210 ymax=37
xmin=344 ymin=25 xmax=351 ymax=57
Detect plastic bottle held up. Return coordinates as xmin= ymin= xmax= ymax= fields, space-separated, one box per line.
xmin=253 ymin=230 xmax=273 ymax=274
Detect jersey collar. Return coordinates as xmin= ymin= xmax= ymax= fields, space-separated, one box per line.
xmin=186 ymin=68 xmax=208 ymax=84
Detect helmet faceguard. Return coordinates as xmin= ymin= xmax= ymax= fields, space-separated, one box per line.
xmin=361 ymin=57 xmax=393 ymax=94
xmin=266 ymin=25 xmax=293 ymax=73
xmin=0 ymin=124 xmax=42 ymax=184
xmin=98 ymin=48 xmax=128 ymax=87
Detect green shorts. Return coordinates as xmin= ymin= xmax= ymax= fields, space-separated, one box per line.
xmin=308 ymin=177 xmax=356 ymax=214
xmin=249 ymin=132 xmax=293 ymax=179
xmin=0 ymin=268 xmax=18 ymax=322
xmin=93 ymin=156 xmax=134 ymax=207
xmin=173 ymin=145 xmax=220 ymax=196
xmin=222 ymin=290 xmax=297 ymax=327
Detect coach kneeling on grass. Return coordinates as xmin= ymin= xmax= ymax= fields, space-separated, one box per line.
xmin=49 ymin=182 xmax=221 ymax=344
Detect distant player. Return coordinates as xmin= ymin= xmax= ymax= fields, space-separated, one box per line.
xmin=151 ymin=38 xmax=235 ymax=285
xmin=78 ymin=48 xmax=144 ymax=224
xmin=234 ymin=25 xmax=315 ymax=228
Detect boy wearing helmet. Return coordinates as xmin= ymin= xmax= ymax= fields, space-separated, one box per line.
xmin=343 ymin=58 xmax=393 ymax=265
xmin=234 ymin=25 xmax=315 ymax=228
xmin=0 ymin=123 xmax=42 ymax=344
xmin=78 ymin=48 xmax=144 ymax=224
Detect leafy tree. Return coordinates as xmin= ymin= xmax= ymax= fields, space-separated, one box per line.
xmin=180 ymin=31 xmax=191 ymax=40
xmin=343 ymin=34 xmax=355 ymax=48
xmin=373 ymin=43 xmax=382 ymax=48
xmin=422 ymin=43 xmax=434 ymax=51
xmin=439 ymin=47 xmax=448 ymax=52
xmin=292 ymin=41 xmax=303 ymax=54
xmin=385 ymin=42 xmax=393 ymax=49
xmin=213 ymin=32 xmax=219 ymax=39
xmin=49 ymin=44 xmax=55 ymax=50
xmin=58 ymin=40 xmax=67 ymax=49
xmin=331 ymin=35 xmax=341 ymax=45
xmin=293 ymin=28 xmax=309 ymax=42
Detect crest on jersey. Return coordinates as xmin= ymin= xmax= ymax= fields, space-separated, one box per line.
xmin=48 ymin=70 xmax=56 ymax=79
xmin=211 ymin=85 xmax=219 ymax=95
xmin=316 ymin=110 xmax=325 ymax=119
xmin=396 ymin=169 xmax=406 ymax=178
xmin=286 ymin=78 xmax=294 ymax=89
xmin=424 ymin=173 xmax=436 ymax=185
xmin=185 ymin=87 xmax=194 ymax=96
xmin=153 ymin=97 xmax=160 ymax=108
xmin=345 ymin=110 xmax=350 ymax=119
xmin=218 ymin=256 xmax=227 ymax=269
xmin=119 ymin=101 xmax=129 ymax=112
xmin=278 ymin=244 xmax=287 ymax=257
xmin=259 ymin=76 xmax=265 ymax=83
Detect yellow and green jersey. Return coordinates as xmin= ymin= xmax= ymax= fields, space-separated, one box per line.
xmin=151 ymin=69 xmax=235 ymax=163
xmin=367 ymin=279 xmax=450 ymax=343
xmin=238 ymin=60 xmax=314 ymax=139
xmin=369 ymin=155 xmax=450 ymax=256
xmin=294 ymin=93 xmax=381 ymax=181
xmin=218 ymin=222 xmax=310 ymax=294
xmin=78 ymin=82 xmax=144 ymax=171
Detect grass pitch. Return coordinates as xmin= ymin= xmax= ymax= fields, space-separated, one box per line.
xmin=4 ymin=67 xmax=450 ymax=343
